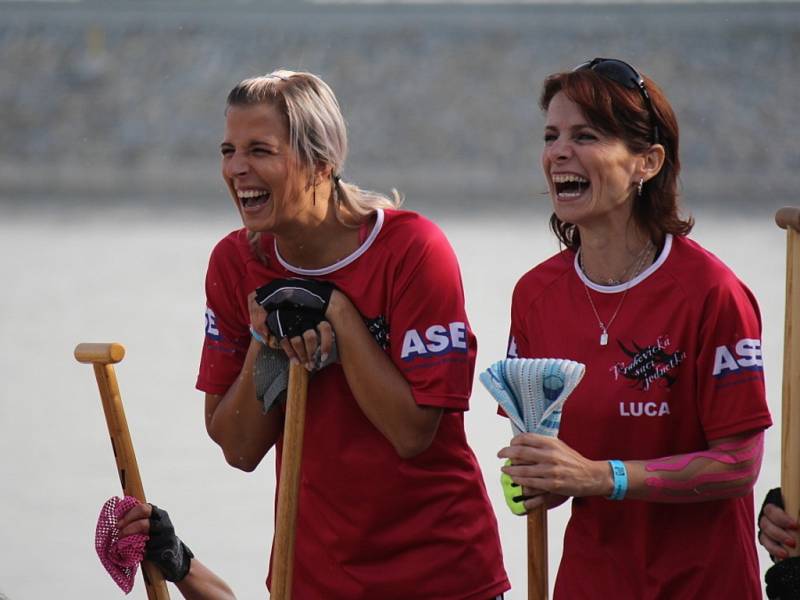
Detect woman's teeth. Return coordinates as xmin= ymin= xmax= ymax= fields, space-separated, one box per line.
xmin=237 ymin=189 xmax=271 ymax=208
xmin=552 ymin=174 xmax=589 ymax=198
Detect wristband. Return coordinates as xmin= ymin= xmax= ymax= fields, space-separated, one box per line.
xmin=250 ymin=326 xmax=267 ymax=345
xmin=607 ymin=460 xmax=628 ymax=501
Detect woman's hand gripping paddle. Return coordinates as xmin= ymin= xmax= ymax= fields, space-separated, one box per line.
xmin=480 ymin=358 xmax=586 ymax=600
xmin=270 ymin=363 xmax=310 ymax=600
xmin=75 ymin=342 xmax=170 ymax=600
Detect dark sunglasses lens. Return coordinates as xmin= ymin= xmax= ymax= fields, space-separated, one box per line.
xmin=587 ymin=60 xmax=641 ymax=90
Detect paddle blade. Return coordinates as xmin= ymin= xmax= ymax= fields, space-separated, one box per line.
xmin=480 ymin=358 xmax=585 ymax=436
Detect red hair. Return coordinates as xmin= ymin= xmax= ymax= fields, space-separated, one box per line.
xmin=540 ymin=68 xmax=693 ymax=250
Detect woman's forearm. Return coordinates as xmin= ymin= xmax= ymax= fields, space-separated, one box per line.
xmin=326 ymin=292 xmax=441 ymax=459
xmin=624 ymin=430 xmax=764 ymax=502
xmin=205 ymin=339 xmax=283 ymax=471
xmin=500 ymin=430 xmax=764 ymax=504
xmin=175 ymin=559 xmax=237 ymax=600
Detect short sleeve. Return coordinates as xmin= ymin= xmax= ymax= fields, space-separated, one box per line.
xmin=496 ymin=279 xmax=535 ymax=418
xmin=388 ymin=221 xmax=476 ymax=410
xmin=509 ymin=279 xmax=533 ymax=359
xmin=695 ymin=278 xmax=772 ymax=439
xmin=196 ymin=236 xmax=251 ymax=395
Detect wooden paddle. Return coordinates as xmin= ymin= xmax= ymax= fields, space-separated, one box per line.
xmin=270 ymin=362 xmax=310 ymax=600
xmin=528 ymin=505 xmax=548 ymax=599
xmin=75 ymin=342 xmax=170 ymax=600
xmin=776 ymin=207 xmax=800 ymax=557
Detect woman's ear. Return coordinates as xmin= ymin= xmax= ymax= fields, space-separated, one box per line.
xmin=314 ymin=163 xmax=333 ymax=185
xmin=640 ymin=144 xmax=666 ymax=183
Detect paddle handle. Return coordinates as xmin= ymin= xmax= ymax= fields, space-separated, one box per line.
xmin=776 ymin=207 xmax=800 ymax=232
xmin=778 ymin=212 xmax=800 ymax=557
xmin=75 ymin=342 xmax=126 ymax=365
xmin=527 ymin=505 xmax=548 ymax=600
xmin=271 ymin=363 xmax=310 ymax=600
xmin=75 ymin=343 xmax=170 ymax=599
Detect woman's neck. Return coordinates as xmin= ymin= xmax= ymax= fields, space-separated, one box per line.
xmin=275 ymin=206 xmax=368 ymax=270
xmin=577 ymin=225 xmax=657 ymax=285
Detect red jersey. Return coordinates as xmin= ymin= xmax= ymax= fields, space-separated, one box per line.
xmin=198 ymin=208 xmax=509 ymax=599
xmin=509 ymin=234 xmax=771 ymax=600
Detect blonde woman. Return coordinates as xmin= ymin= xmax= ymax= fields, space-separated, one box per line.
xmin=197 ymin=70 xmax=509 ymax=600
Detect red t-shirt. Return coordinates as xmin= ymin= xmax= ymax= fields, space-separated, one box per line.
xmin=509 ymin=234 xmax=771 ymax=600
xmin=198 ymin=208 xmax=509 ymax=600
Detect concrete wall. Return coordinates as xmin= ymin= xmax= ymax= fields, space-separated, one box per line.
xmin=2 ymin=1 xmax=798 ymax=212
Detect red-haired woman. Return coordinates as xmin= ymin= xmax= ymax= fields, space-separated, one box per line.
xmin=497 ymin=59 xmax=771 ymax=598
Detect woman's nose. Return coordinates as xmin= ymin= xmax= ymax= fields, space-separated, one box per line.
xmin=547 ymin=138 xmax=572 ymax=162
xmin=224 ymin=152 xmax=249 ymax=177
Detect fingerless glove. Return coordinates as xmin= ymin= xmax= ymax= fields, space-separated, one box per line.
xmin=146 ymin=505 xmax=194 ymax=583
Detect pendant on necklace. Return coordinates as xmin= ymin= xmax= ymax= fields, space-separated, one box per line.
xmin=600 ymin=331 xmax=609 ymax=346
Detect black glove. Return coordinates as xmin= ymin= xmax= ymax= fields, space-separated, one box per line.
xmin=145 ymin=505 xmax=194 ymax=583
xmin=762 ymin=487 xmax=786 ymax=513
xmin=760 ymin=487 xmax=785 ymax=563
xmin=255 ymin=278 xmax=335 ymax=313
xmin=255 ymin=279 xmax=336 ymax=340
xmin=265 ymin=306 xmax=326 ymax=341
xmin=766 ymin=557 xmax=800 ymax=600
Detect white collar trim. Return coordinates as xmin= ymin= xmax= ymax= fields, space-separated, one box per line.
xmin=575 ymin=233 xmax=673 ymax=294
xmin=275 ymin=208 xmax=385 ymax=276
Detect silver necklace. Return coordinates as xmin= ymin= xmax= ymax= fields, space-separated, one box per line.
xmin=580 ymin=239 xmax=655 ymax=286
xmin=580 ymin=241 xmax=655 ymax=346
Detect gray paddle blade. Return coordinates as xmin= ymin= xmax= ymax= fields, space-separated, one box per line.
xmin=253 ymin=346 xmax=290 ymax=413
xmin=253 ymin=341 xmax=339 ymax=413
xmin=479 ymin=358 xmax=585 ymax=436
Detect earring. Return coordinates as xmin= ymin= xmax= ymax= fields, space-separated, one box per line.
xmin=637 ymin=178 xmax=644 ymax=197
xmin=313 ymin=180 xmax=317 ymax=206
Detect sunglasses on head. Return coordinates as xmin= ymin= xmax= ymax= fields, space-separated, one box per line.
xmin=574 ymin=58 xmax=660 ymax=145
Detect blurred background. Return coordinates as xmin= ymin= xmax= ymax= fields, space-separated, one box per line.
xmin=1 ymin=0 xmax=797 ymax=598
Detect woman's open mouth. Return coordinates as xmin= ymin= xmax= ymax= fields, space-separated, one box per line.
xmin=237 ymin=188 xmax=271 ymax=210
xmin=552 ymin=174 xmax=590 ymax=199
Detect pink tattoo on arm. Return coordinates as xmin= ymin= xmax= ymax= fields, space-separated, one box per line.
xmin=642 ymin=431 xmax=764 ymax=502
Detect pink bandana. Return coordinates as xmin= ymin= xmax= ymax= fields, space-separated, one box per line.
xmin=95 ymin=496 xmax=149 ymax=593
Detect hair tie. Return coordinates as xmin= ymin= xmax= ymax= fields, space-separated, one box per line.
xmin=332 ymin=173 xmax=341 ymax=184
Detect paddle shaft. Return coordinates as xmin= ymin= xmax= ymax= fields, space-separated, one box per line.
xmin=527 ymin=505 xmax=548 ymax=600
xmin=75 ymin=343 xmax=170 ymax=599
xmin=777 ymin=207 xmax=800 ymax=557
xmin=271 ymin=363 xmax=310 ymax=600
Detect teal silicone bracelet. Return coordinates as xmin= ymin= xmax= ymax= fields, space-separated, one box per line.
xmin=249 ymin=326 xmax=267 ymax=345
xmin=607 ymin=460 xmax=628 ymax=501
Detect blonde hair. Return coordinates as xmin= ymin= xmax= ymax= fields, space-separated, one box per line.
xmin=226 ymin=70 xmax=400 ymax=228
